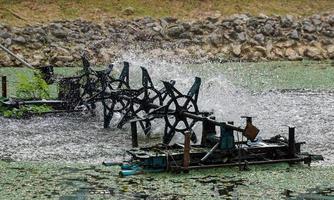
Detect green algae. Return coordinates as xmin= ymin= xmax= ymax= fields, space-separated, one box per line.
xmin=1 ymin=161 xmax=333 ymax=199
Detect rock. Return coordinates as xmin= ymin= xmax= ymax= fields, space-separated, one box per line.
xmin=221 ymin=21 xmax=231 ymax=28
xmin=285 ymin=48 xmax=301 ymax=60
xmin=231 ymin=44 xmax=241 ymax=56
xmin=208 ymin=33 xmax=223 ymax=47
xmin=305 ymin=46 xmax=323 ymax=59
xmin=162 ymin=16 xmax=177 ymax=23
xmin=254 ymin=33 xmax=265 ymax=44
xmin=326 ymin=45 xmax=334 ymax=58
xmin=303 ymin=34 xmax=317 ymax=41
xmin=281 ymin=15 xmax=294 ymax=27
xmin=289 ymin=30 xmax=299 ymax=40
xmin=254 ymin=45 xmax=267 ymax=55
xmin=30 ymin=54 xmax=44 ymax=66
xmin=13 ymin=36 xmax=26 ymax=44
xmin=231 ymin=14 xmax=250 ymax=21
xmin=4 ymin=38 xmax=11 ymax=46
xmin=303 ymin=21 xmax=316 ymax=33
xmin=311 ymin=18 xmax=322 ymax=26
xmin=273 ymin=48 xmax=284 ymax=57
xmin=234 ymin=25 xmax=244 ymax=33
xmin=236 ymin=32 xmax=247 ymax=42
xmin=328 ymin=15 xmax=334 ymax=26
xmin=56 ymin=55 xmax=74 ymax=63
xmin=122 ymin=7 xmax=135 ymax=16
xmin=166 ymin=25 xmax=185 ymax=38
xmin=323 ymin=28 xmax=334 ymax=38
xmin=0 ymin=31 xmax=11 ymax=39
xmin=276 ymin=40 xmax=296 ymax=48
xmin=190 ymin=25 xmax=204 ymax=35
xmin=258 ymin=13 xmax=268 ymax=19
xmin=207 ymin=16 xmax=219 ymax=24
xmin=262 ymin=23 xmax=274 ymax=36
xmin=152 ymin=26 xmax=161 ymax=32
xmin=51 ymin=29 xmax=67 ymax=39
xmin=310 ymin=14 xmax=322 ymax=25
xmin=50 ymin=23 xmax=63 ymax=29
xmin=181 ymin=22 xmax=191 ymax=31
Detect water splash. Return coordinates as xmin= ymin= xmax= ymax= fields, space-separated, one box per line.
xmin=0 ymin=54 xmax=333 ymax=165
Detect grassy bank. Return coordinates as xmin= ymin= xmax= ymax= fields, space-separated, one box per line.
xmin=0 ymin=0 xmax=333 ymax=26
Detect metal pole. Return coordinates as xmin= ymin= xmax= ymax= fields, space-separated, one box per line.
xmin=0 ymin=44 xmax=35 ymax=69
xmin=201 ymin=116 xmax=216 ymax=146
xmin=183 ymin=131 xmax=191 ymax=173
xmin=131 ymin=121 xmax=138 ymax=148
xmin=288 ymin=126 xmax=296 ymax=158
xmin=1 ymin=76 xmax=7 ymax=98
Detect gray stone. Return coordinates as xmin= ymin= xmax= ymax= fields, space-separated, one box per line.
xmin=303 ymin=21 xmax=316 ymax=33
xmin=0 ymin=31 xmax=11 ymax=39
xmin=166 ymin=25 xmax=185 ymax=38
xmin=281 ymin=15 xmax=294 ymax=27
xmin=152 ymin=26 xmax=161 ymax=32
xmin=290 ymin=30 xmax=299 ymax=40
xmin=50 ymin=23 xmax=63 ymax=29
xmin=179 ymin=32 xmax=192 ymax=40
xmin=328 ymin=15 xmax=334 ymax=25
xmin=303 ymin=34 xmax=317 ymax=41
xmin=160 ymin=19 xmax=169 ymax=28
xmin=208 ymin=33 xmax=223 ymax=46
xmin=234 ymin=25 xmax=244 ymax=33
xmin=236 ymin=32 xmax=247 ymax=42
xmin=231 ymin=44 xmax=242 ymax=56
xmin=231 ymin=14 xmax=250 ymax=21
xmin=162 ymin=16 xmax=177 ymax=23
xmin=181 ymin=22 xmax=191 ymax=31
xmin=13 ymin=36 xmax=26 ymax=44
xmin=262 ymin=23 xmax=274 ymax=36
xmin=323 ymin=28 xmax=334 ymax=38
xmin=4 ymin=38 xmax=11 ymax=46
xmin=207 ymin=16 xmax=219 ymax=24
xmin=312 ymin=18 xmax=322 ymax=26
xmin=221 ymin=21 xmax=231 ymax=28
xmin=305 ymin=46 xmax=322 ymax=59
xmin=56 ymin=55 xmax=74 ymax=63
xmin=254 ymin=33 xmax=265 ymax=44
xmin=33 ymin=27 xmax=46 ymax=35
xmin=51 ymin=29 xmax=67 ymax=39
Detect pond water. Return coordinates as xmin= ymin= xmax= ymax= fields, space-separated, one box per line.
xmin=0 ymin=58 xmax=334 ymax=199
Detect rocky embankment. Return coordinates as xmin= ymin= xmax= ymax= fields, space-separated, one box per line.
xmin=0 ymin=13 xmax=334 ymax=66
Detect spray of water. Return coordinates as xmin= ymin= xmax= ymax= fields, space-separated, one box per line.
xmin=0 ymin=52 xmax=333 ymax=165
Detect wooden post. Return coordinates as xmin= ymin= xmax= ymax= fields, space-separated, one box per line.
xmin=183 ymin=131 xmax=191 ymax=173
xmin=131 ymin=121 xmax=138 ymax=147
xmin=2 ymin=76 xmax=7 ymax=98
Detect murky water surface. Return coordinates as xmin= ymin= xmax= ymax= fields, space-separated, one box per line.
xmin=1 ymin=58 xmax=333 ymax=165
xmin=1 ymin=58 xmax=334 ymax=199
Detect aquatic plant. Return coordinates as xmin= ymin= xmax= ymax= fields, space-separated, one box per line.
xmin=16 ymin=72 xmax=50 ymax=100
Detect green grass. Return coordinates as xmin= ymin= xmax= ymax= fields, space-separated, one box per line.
xmin=1 ymin=0 xmax=334 ymax=26
xmin=0 ymin=160 xmax=333 ymax=199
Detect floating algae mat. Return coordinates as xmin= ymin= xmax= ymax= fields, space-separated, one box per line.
xmin=1 ymin=161 xmax=334 ymax=199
